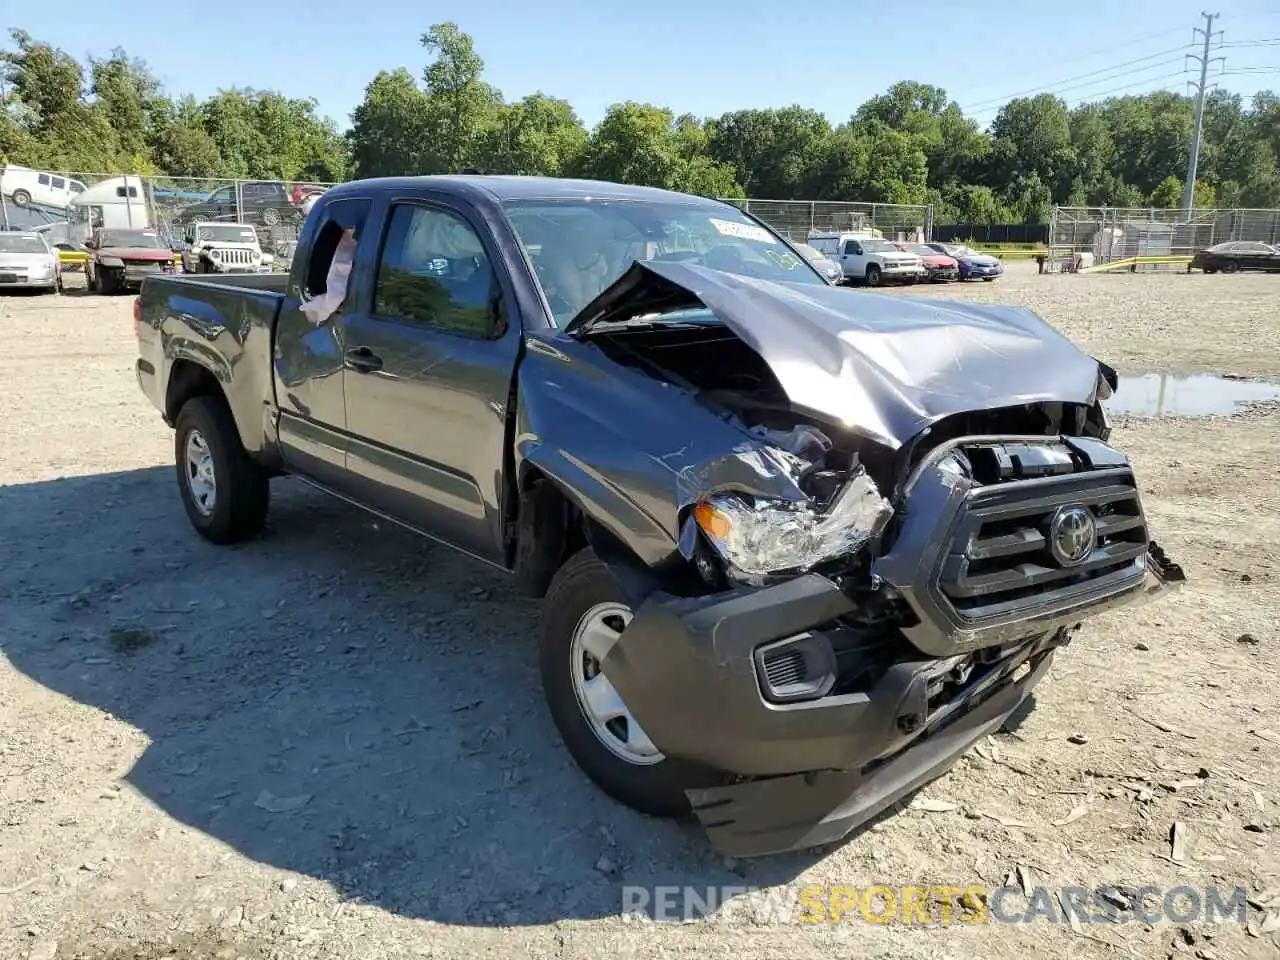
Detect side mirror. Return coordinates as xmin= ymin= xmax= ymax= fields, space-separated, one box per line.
xmin=83 ymin=239 xmax=96 ymax=249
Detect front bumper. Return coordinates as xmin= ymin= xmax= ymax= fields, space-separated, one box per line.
xmin=0 ymin=276 xmax=57 ymax=289
xmin=962 ymin=263 xmax=1003 ymax=278
xmin=688 ymin=638 xmax=1054 ymax=856
xmin=601 ymin=437 xmax=1184 ymax=857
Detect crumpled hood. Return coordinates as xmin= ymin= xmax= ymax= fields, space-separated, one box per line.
xmin=98 ymin=247 xmax=173 ymax=260
xmin=565 ymin=261 xmax=1105 ymax=450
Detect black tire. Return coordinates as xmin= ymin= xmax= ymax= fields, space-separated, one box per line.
xmin=982 ymin=277 xmax=995 ymax=282
xmin=865 ymin=264 xmax=882 ymax=287
xmin=1222 ymin=260 xmax=1240 ymax=274
xmin=173 ymin=395 xmax=270 ymax=545
xmin=12 ymin=189 xmax=31 ymax=207
xmin=539 ymin=548 xmax=730 ymax=817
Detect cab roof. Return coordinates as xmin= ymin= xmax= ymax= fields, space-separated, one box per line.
xmin=325 ymin=175 xmax=738 ymax=209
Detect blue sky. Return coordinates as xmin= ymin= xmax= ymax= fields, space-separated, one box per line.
xmin=8 ymin=1 xmax=1280 ymax=131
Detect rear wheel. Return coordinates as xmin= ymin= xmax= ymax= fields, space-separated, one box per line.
xmin=1222 ymin=260 xmax=1240 ymax=274
xmin=173 ymin=395 xmax=270 ymax=544
xmin=865 ymin=264 xmax=882 ymax=287
xmin=539 ymin=548 xmax=730 ymax=817
xmin=12 ymin=189 xmax=31 ymax=207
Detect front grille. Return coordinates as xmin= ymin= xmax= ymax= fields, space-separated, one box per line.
xmin=215 ymin=249 xmax=255 ymax=265
xmin=872 ymin=435 xmax=1153 ymax=655
xmin=939 ymin=465 xmax=1148 ymax=620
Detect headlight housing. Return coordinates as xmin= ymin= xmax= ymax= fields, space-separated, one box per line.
xmin=693 ymin=472 xmax=892 ymax=583
xmin=98 ymin=256 xmax=123 ymax=267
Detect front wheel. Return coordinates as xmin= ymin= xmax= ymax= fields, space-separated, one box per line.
xmin=174 ymin=395 xmax=270 ymax=544
xmin=12 ymin=189 xmax=31 ymax=207
xmin=865 ymin=265 xmax=882 ymax=287
xmin=539 ymin=548 xmax=729 ymax=817
xmin=1222 ymin=260 xmax=1240 ymax=274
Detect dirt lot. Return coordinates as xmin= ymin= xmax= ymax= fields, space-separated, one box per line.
xmin=1 ymin=264 xmax=1277 ymax=960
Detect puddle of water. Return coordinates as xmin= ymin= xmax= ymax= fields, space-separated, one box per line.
xmin=1105 ymin=373 xmax=1280 ymax=418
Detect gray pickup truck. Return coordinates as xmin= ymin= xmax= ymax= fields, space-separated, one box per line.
xmin=134 ymin=175 xmax=1184 ymax=857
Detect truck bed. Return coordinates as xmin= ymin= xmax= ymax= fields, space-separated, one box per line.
xmin=162 ymin=272 xmax=290 ymax=293
xmin=135 ymin=272 xmax=289 ymax=456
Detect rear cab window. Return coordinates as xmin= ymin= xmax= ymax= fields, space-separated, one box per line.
xmin=301 ymin=197 xmax=372 ymax=298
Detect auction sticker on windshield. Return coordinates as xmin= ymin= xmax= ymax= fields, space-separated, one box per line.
xmin=710 ymin=218 xmax=777 ymax=244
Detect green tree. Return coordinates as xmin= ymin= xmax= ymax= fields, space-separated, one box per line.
xmin=987 ymin=94 xmax=1075 ymax=198
xmin=88 ymin=50 xmax=164 ymax=158
xmin=706 ymin=106 xmax=830 ymax=197
xmin=483 ymin=93 xmax=586 ymax=176
xmin=853 ymin=81 xmax=989 ymax=188
xmin=1149 ymin=175 xmax=1183 ymax=207
xmin=349 ymin=68 xmax=433 ymax=177
xmin=420 ymin=22 xmax=502 ymax=172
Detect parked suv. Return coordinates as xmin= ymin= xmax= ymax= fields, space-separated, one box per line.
xmin=181 ymin=222 xmax=273 ymax=274
xmin=174 ymin=181 xmax=300 ymax=227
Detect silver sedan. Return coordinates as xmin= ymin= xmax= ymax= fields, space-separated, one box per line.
xmin=0 ymin=232 xmax=62 ymax=293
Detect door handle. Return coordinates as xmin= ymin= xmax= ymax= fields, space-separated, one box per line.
xmin=345 ymin=346 xmax=383 ymax=373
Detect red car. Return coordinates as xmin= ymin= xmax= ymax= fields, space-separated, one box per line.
xmin=84 ymin=228 xmax=177 ymax=294
xmin=895 ymin=242 xmax=959 ymax=282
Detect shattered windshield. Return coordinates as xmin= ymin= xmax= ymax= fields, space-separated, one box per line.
xmin=502 ymin=199 xmax=826 ymax=325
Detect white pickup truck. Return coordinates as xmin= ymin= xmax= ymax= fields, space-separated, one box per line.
xmin=180 ymin=222 xmax=274 ymax=275
xmin=808 ymin=231 xmax=921 ymax=286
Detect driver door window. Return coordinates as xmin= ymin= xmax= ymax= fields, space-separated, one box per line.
xmin=843 ymin=240 xmax=862 ymax=257
xmin=373 ymin=204 xmax=498 ymax=339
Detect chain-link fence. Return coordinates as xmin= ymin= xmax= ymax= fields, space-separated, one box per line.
xmin=3 ymin=169 xmax=935 ymax=255
xmin=0 ymin=171 xmax=338 ymax=256
xmin=1049 ymin=205 xmax=1280 ymax=267
xmin=719 ymin=198 xmax=933 ymax=243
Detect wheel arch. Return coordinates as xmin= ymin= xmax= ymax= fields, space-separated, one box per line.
xmin=512 ymin=463 xmax=669 ymax=607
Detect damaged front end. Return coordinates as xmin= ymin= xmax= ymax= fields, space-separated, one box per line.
xmin=560 ymin=260 xmax=1184 ymax=857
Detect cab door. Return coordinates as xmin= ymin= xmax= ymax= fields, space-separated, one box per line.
xmin=841 ymin=238 xmax=867 ymax=279
xmin=337 ymin=195 xmax=523 ymax=564
xmin=272 ymin=196 xmax=373 ymax=487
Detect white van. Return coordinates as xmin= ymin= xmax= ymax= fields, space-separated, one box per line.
xmin=67 ymin=176 xmax=152 ymax=245
xmin=0 ymin=165 xmax=87 ymax=210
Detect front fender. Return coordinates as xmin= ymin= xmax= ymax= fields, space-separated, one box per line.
xmin=514 ymin=334 xmax=812 ymax=572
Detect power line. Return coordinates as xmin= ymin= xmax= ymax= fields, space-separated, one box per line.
xmin=962 ymin=56 xmax=1192 ymax=114
xmin=960 ymin=45 xmax=1195 ymax=111
xmin=1055 ymin=70 xmax=1199 ymax=107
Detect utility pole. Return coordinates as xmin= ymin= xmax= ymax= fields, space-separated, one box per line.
xmin=1182 ymin=12 xmax=1224 ymax=214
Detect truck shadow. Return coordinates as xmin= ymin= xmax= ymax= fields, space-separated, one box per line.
xmin=0 ymin=467 xmax=864 ymax=927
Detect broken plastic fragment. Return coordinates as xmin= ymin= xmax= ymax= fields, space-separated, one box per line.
xmin=300 ymin=228 xmax=356 ymax=326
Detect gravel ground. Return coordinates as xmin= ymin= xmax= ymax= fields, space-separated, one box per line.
xmin=1 ymin=265 xmax=1277 ymax=960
